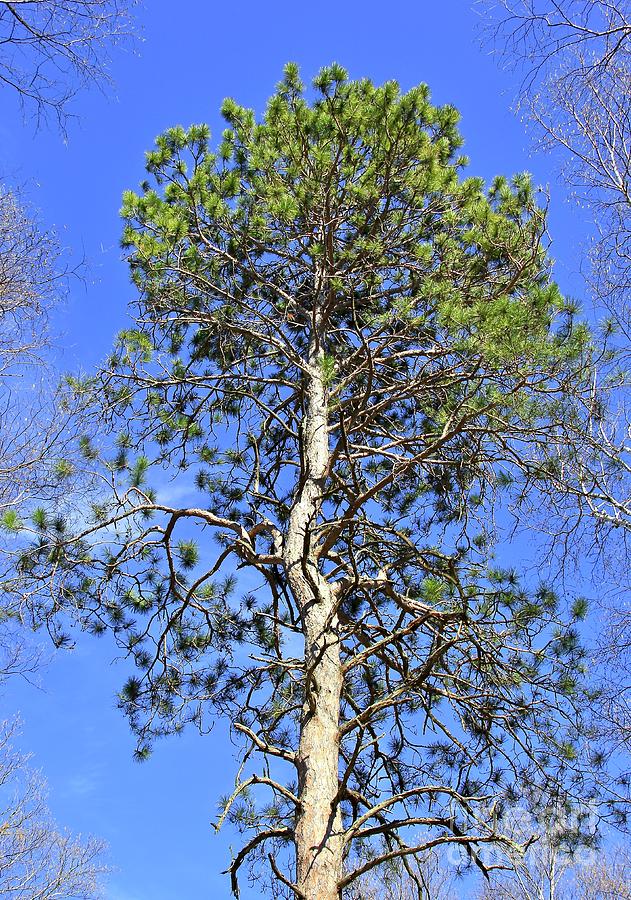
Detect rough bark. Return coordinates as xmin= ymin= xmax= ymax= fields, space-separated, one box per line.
xmin=294 ymin=593 xmax=343 ymax=900
xmin=284 ymin=317 xmax=344 ymax=900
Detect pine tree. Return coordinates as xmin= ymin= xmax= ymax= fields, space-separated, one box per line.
xmin=14 ymin=65 xmax=600 ymax=899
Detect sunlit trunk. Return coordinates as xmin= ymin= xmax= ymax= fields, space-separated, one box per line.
xmin=294 ymin=593 xmax=343 ymax=900
xmin=284 ymin=317 xmax=344 ymax=900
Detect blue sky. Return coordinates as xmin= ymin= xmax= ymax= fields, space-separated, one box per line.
xmin=1 ymin=2 xmax=598 ymax=898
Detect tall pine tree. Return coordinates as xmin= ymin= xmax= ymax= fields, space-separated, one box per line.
xmin=13 ymin=66 xmax=599 ymax=899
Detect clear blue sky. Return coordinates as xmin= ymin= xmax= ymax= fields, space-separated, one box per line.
xmin=1 ymin=2 xmax=595 ymax=898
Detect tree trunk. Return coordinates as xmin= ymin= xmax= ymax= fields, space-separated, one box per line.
xmin=295 ymin=594 xmax=344 ymax=900
xmin=284 ymin=322 xmax=344 ymax=900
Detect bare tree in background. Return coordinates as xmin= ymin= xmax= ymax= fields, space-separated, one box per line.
xmin=0 ymin=719 xmax=106 ymax=899
xmin=0 ymin=192 xmax=104 ymax=900
xmin=0 ymin=187 xmax=77 ymax=683
xmin=477 ymin=841 xmax=631 ymax=899
xmin=349 ymin=831 xmax=631 ymax=900
xmin=0 ymin=0 xmax=134 ymax=128
xmin=0 ymin=8 xmax=123 ymax=897
xmin=473 ymin=2 xmax=631 ymax=558
xmin=349 ymin=849 xmax=458 ymax=900
xmin=0 ymin=186 xmax=73 ymax=517
xmin=481 ymin=1 xmax=631 ymax=325
xmin=478 ymin=0 xmax=631 ymax=766
xmin=576 ymin=844 xmax=631 ymax=900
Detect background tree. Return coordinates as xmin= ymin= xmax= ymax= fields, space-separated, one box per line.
xmin=0 ymin=186 xmax=79 ymax=683
xmin=0 ymin=187 xmax=89 ymax=894
xmin=0 ymin=5 xmax=132 ymax=896
xmin=349 ymin=849 xmax=458 ymax=899
xmin=349 ymin=837 xmax=631 ymax=900
xmin=478 ymin=0 xmax=631 ymax=524
xmin=481 ymin=0 xmax=631 ymax=320
xmin=0 ymin=186 xmax=74 ymax=516
xmin=575 ymin=844 xmax=631 ymax=900
xmin=0 ymin=0 xmax=134 ymax=129
xmin=0 ymin=190 xmax=104 ymax=896
xmin=0 ymin=719 xmax=106 ymax=899
xmin=479 ymin=0 xmax=631 ymax=770
xmin=477 ymin=841 xmax=631 ymax=899
xmin=9 ymin=66 xmax=607 ymax=900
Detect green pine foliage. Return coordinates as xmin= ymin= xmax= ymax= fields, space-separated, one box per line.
xmin=1 ymin=509 xmax=22 ymax=532
xmin=53 ymin=459 xmax=74 ymax=480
